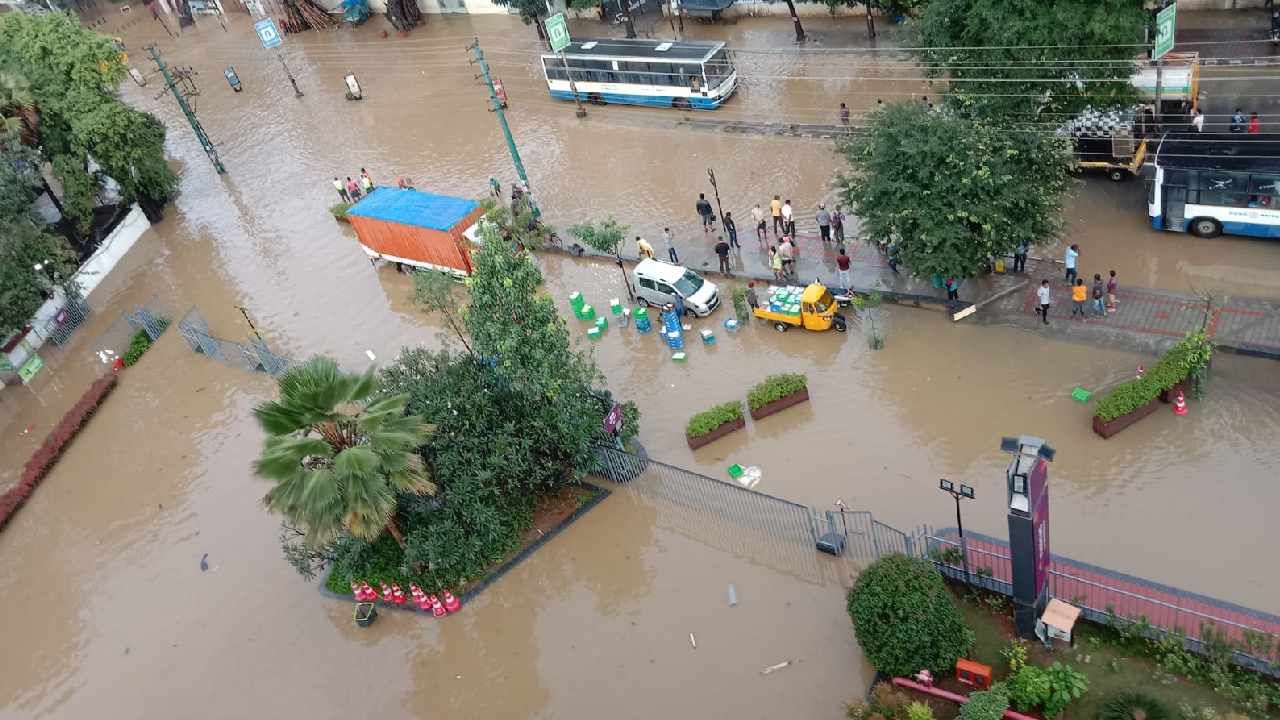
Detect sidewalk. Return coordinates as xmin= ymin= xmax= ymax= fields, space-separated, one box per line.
xmin=979 ymin=259 xmax=1280 ymax=359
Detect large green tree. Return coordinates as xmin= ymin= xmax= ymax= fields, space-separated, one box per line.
xmin=0 ymin=12 xmax=177 ymax=231
xmin=253 ymin=357 xmax=436 ymax=549
xmin=837 ymin=102 xmax=1070 ymax=279
xmin=915 ymin=0 xmax=1148 ymax=119
xmin=0 ymin=220 xmax=76 ymax=337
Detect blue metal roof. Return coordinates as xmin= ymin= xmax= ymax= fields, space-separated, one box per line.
xmin=347 ymin=187 xmax=478 ymax=231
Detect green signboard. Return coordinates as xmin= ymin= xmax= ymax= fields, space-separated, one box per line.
xmin=1154 ymin=2 xmax=1176 ymax=60
xmin=546 ymin=13 xmax=571 ymax=54
xmin=18 ymin=354 xmax=43 ymax=384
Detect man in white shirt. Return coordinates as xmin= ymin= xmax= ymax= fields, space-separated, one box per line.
xmin=781 ymin=200 xmax=794 ymax=236
xmin=751 ymin=204 xmax=766 ymax=245
xmin=1191 ymin=109 xmax=1204 ymax=133
xmin=1036 ymin=280 xmax=1052 ymax=325
xmin=1064 ymin=243 xmax=1079 ymax=285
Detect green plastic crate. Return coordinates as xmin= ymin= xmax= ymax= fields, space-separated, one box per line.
xmin=727 ymin=464 xmax=745 ymax=479
xmin=1071 ymin=387 xmax=1092 ymax=403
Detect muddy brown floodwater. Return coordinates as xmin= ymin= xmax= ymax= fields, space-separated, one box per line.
xmin=1 ymin=10 xmax=1279 ymax=719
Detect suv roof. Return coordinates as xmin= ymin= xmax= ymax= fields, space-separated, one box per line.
xmin=634 ymin=258 xmax=689 ymax=284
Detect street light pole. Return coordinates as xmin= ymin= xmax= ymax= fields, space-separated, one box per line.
xmin=938 ymin=478 xmax=975 ymax=584
xmin=707 ymin=167 xmax=726 ymax=224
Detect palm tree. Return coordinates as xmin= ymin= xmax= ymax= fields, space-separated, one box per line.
xmin=252 ymin=356 xmax=435 ymax=549
xmin=0 ymin=68 xmax=40 ymax=146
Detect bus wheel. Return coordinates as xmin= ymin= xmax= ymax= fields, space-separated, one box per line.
xmin=773 ymin=322 xmax=788 ymax=333
xmin=588 ymin=93 xmax=606 ymax=105
xmin=672 ymin=97 xmax=691 ymax=111
xmin=1190 ymin=218 xmax=1222 ymax=238
xmin=1108 ymin=169 xmax=1127 ymax=182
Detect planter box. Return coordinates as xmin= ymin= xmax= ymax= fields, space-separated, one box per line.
xmin=749 ymin=387 xmax=810 ymax=421
xmin=1092 ymin=397 xmax=1162 ymax=439
xmin=686 ymin=417 xmax=746 ymax=449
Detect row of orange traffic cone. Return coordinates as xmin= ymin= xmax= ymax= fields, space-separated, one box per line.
xmin=350 ymin=581 xmax=461 ymax=616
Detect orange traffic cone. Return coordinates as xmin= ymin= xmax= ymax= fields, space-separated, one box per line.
xmin=380 ymin=583 xmax=394 ymax=602
xmin=392 ymin=585 xmax=406 ymax=605
xmin=350 ymin=582 xmax=363 ymax=601
xmin=428 ymin=595 xmax=446 ymax=618
xmin=357 ymin=582 xmax=374 ymax=602
xmin=1137 ymin=364 xmax=1145 ymax=379
xmin=442 ymin=589 xmax=461 ymax=613
xmin=1173 ymin=389 xmax=1187 ymax=416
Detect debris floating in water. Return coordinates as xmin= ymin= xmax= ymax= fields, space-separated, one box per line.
xmin=760 ymin=659 xmax=797 ymax=675
xmin=689 ymin=633 xmax=697 ymax=649
xmin=365 ymin=350 xmax=377 ymax=361
xmin=728 ymin=584 xmax=737 ymax=606
xmin=199 ymin=553 xmax=209 ymax=572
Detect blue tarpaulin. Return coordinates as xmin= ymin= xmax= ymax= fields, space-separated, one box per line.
xmin=341 ymin=0 xmax=369 ymax=24
xmin=347 ymin=188 xmax=479 ymax=231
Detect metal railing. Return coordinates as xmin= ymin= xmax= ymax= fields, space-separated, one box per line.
xmin=177 ymin=307 xmax=290 ymax=376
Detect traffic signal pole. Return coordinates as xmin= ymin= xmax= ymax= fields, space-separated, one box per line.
xmin=467 ymin=38 xmax=536 ymax=215
xmin=146 ymin=45 xmax=226 ymax=174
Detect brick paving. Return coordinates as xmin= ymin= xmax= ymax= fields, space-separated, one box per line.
xmin=982 ymin=260 xmax=1280 ymax=359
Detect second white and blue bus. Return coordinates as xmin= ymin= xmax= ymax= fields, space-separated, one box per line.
xmin=540 ymin=38 xmax=737 ymax=111
xmin=1149 ymin=132 xmax=1280 ymax=239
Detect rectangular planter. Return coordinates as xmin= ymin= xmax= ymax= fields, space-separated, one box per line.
xmin=1092 ymin=396 xmax=1162 ymax=439
xmin=686 ymin=416 xmax=746 ymax=449
xmin=749 ymin=387 xmax=810 ymax=421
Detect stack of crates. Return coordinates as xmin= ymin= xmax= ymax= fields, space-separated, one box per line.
xmin=634 ymin=306 xmax=651 ymax=333
xmin=767 ymin=286 xmax=803 ymax=321
xmin=570 ymin=291 xmax=596 ymax=322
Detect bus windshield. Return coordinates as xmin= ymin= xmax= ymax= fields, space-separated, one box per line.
xmin=703 ymin=49 xmax=734 ymax=88
xmin=673 ymin=270 xmax=705 ymax=297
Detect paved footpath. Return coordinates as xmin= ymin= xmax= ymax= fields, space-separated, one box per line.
xmin=980 ymin=259 xmax=1280 ymax=359
xmin=551 ymin=239 xmax=1280 ymax=361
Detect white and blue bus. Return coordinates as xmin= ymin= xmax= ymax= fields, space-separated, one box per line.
xmin=1149 ymin=133 xmax=1280 ymax=239
xmin=540 ymin=38 xmax=737 ymax=111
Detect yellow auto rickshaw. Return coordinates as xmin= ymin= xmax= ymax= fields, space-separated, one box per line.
xmin=752 ymin=282 xmax=847 ymax=333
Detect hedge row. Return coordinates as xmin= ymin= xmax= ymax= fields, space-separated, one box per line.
xmin=0 ymin=373 xmax=118 ymax=532
xmin=1094 ymin=333 xmax=1212 ymax=422
xmin=747 ymin=373 xmax=808 ymax=412
xmin=686 ymin=401 xmax=744 ymax=438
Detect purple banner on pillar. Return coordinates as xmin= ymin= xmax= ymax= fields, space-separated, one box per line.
xmin=1029 ymin=458 xmax=1050 ymax=596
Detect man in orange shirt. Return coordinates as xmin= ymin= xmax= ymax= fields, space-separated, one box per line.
xmin=1071 ymin=278 xmax=1088 ymax=319
xmin=770 ymin=195 xmax=783 ymax=237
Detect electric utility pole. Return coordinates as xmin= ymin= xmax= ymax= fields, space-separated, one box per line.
xmin=467 ymin=37 xmax=536 ymax=216
xmin=147 ymin=45 xmax=225 ymax=174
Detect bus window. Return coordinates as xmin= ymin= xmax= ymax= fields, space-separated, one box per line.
xmin=1249 ymin=174 xmax=1280 ymax=207
xmin=704 ymin=49 xmax=732 ymax=88
xmin=543 ymin=57 xmax=568 ymax=81
xmin=618 ymin=61 xmax=649 ymax=85
xmin=1198 ymin=171 xmax=1248 ymax=208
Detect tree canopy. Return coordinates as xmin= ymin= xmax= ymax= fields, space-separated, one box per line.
xmin=0 ymin=219 xmax=75 ymax=337
xmin=0 ymin=12 xmax=176 ymax=232
xmin=837 ymin=102 xmax=1070 ymax=279
xmin=915 ymin=0 xmax=1149 ymax=119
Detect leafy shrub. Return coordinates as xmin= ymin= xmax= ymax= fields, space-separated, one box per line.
xmin=686 ymin=401 xmax=743 ymax=437
xmin=1007 ymin=664 xmax=1051 ymax=712
xmin=329 ymin=201 xmax=352 ymax=218
xmin=122 ymin=329 xmax=152 ymax=366
xmin=1001 ymin=639 xmax=1029 ymax=673
xmin=0 ymin=374 xmax=118 ymax=532
xmin=959 ymin=683 xmax=1009 ymax=720
xmin=1043 ymin=662 xmax=1089 ymax=718
xmin=870 ymin=683 xmax=912 ymax=720
xmin=1095 ymin=333 xmax=1212 ymax=421
xmin=747 ymin=373 xmax=808 ymax=411
xmin=1099 ymin=692 xmax=1170 ymax=720
xmin=906 ymin=702 xmax=936 ymax=720
xmin=731 ymin=285 xmax=751 ymax=324
xmin=847 ymin=554 xmax=975 ymax=676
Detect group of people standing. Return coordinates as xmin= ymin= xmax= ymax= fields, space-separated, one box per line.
xmin=332 ymin=168 xmax=377 ymax=203
xmin=1190 ymin=108 xmax=1263 ymax=134
xmin=1032 ymin=243 xmax=1119 ymax=325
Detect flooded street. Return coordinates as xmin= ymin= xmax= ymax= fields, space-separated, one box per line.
xmin=2 ymin=9 xmax=1280 ymax=718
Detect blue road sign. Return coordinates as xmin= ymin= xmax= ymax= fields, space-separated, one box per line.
xmin=254 ymin=18 xmax=282 ymax=50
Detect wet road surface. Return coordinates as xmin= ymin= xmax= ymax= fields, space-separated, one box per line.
xmin=1 ymin=9 xmax=1279 ymax=718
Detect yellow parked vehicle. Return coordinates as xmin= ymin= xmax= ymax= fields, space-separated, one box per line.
xmin=753 ymin=282 xmax=847 ymax=333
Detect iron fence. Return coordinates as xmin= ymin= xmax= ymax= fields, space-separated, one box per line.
xmin=920 ymin=530 xmax=1280 ymax=676
xmin=177 ymin=307 xmax=289 ymax=376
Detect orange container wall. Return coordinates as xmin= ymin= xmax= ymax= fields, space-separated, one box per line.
xmin=350 ymin=205 xmax=483 ymax=274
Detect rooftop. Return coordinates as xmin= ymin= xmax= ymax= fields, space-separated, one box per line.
xmin=346 ymin=187 xmax=479 ymax=231
xmin=1155 ymin=132 xmax=1280 ymax=173
xmin=550 ymin=38 xmax=724 ymax=62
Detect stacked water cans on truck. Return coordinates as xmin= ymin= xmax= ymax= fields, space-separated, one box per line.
xmin=767 ymin=285 xmax=803 ymax=320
